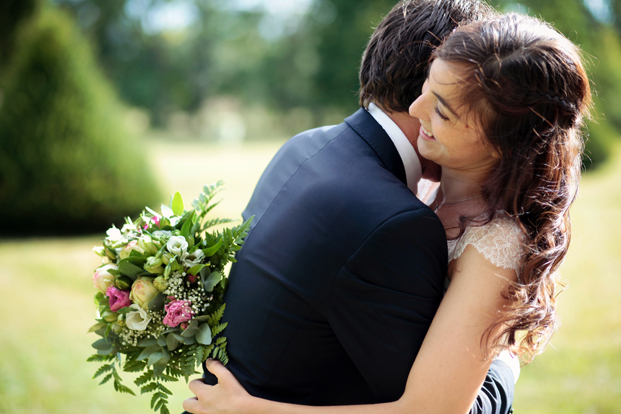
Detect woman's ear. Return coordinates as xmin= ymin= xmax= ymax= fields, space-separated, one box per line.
xmin=491 ymin=146 xmax=502 ymax=159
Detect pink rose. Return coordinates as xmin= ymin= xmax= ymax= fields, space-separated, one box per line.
xmin=106 ymin=286 xmax=131 ymax=312
xmin=163 ymin=300 xmax=194 ymax=328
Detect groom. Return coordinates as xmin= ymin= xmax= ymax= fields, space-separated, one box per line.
xmin=185 ymin=0 xmax=514 ymax=413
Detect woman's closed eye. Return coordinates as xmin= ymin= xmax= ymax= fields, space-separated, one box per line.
xmin=435 ymin=106 xmax=450 ymax=121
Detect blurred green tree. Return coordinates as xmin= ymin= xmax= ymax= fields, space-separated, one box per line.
xmin=0 ymin=0 xmax=40 ymax=73
xmin=53 ymin=0 xmax=621 ymax=166
xmin=0 ymin=5 xmax=160 ymax=235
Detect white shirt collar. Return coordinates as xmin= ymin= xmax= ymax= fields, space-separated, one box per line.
xmin=367 ymin=103 xmax=422 ymax=193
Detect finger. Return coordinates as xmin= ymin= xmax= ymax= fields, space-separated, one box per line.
xmin=182 ymin=396 xmax=200 ymax=413
xmin=205 ymin=359 xmax=230 ymax=380
xmin=188 ymin=378 xmax=206 ymax=395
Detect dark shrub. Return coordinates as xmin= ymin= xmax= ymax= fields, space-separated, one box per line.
xmin=0 ymin=7 xmax=160 ymax=235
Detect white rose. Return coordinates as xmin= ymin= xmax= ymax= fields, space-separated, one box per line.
xmin=121 ymin=223 xmax=136 ymax=234
xmin=182 ymin=249 xmax=205 ymax=268
xmin=125 ymin=304 xmax=152 ymax=331
xmin=152 ymin=230 xmax=172 ymax=240
xmin=106 ymin=227 xmax=123 ymax=242
xmin=166 ymin=236 xmax=188 ymax=256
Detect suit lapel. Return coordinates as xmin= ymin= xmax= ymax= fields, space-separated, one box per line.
xmin=345 ymin=108 xmax=407 ymax=186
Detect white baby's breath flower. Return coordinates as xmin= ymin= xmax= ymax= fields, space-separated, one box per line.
xmin=166 ymin=236 xmax=188 ymax=256
xmin=125 ymin=304 xmax=152 ymax=331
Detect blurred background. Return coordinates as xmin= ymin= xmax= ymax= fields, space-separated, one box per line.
xmin=0 ymin=0 xmax=619 ymax=412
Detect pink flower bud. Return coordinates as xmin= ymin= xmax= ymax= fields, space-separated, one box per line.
xmin=106 ymin=286 xmax=132 ymax=312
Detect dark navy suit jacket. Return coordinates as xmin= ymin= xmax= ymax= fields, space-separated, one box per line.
xmin=193 ymin=109 xmax=513 ymax=413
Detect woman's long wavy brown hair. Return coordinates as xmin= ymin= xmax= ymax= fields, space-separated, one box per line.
xmin=434 ymin=13 xmax=592 ymax=361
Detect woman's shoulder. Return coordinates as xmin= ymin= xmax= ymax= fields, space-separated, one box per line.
xmin=448 ymin=213 xmax=527 ymax=274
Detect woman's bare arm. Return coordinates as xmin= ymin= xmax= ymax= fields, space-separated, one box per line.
xmin=183 ymin=244 xmax=517 ymax=414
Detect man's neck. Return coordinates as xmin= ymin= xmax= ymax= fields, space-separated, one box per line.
xmin=378 ymin=107 xmax=420 ymax=146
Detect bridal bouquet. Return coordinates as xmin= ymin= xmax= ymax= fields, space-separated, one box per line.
xmin=87 ymin=182 xmax=252 ymax=414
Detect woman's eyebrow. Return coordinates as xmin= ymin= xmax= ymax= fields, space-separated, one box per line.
xmin=432 ymin=91 xmax=460 ymax=119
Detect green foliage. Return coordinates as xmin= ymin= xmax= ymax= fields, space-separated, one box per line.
xmin=0 ymin=0 xmax=40 ymax=73
xmin=0 ymin=6 xmax=160 ymax=235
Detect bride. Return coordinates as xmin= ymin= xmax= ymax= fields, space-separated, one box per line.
xmin=183 ymin=13 xmax=591 ymax=414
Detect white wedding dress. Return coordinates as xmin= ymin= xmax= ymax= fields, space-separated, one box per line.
xmin=445 ymin=214 xmax=525 ymax=383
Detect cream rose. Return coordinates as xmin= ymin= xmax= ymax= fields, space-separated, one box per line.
xmin=125 ymin=304 xmax=152 ymax=331
xmin=93 ymin=264 xmax=118 ymax=294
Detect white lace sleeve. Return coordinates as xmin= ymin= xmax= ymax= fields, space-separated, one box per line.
xmin=447 ymin=216 xmax=526 ymax=275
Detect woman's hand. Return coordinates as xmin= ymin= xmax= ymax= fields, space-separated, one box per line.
xmin=183 ymin=359 xmax=254 ymax=414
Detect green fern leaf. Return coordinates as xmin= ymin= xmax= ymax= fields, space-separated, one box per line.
xmin=99 ymin=373 xmax=113 ymax=385
xmin=141 ymin=382 xmax=158 ymax=394
xmin=93 ymin=364 xmax=113 ymax=378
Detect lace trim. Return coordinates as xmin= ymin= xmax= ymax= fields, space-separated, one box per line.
xmin=447 ymin=215 xmax=526 ymax=275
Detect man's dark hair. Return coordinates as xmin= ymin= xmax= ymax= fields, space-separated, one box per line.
xmin=359 ymin=0 xmax=496 ymax=112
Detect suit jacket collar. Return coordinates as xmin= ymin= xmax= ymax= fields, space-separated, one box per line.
xmin=345 ymin=108 xmax=407 ymax=186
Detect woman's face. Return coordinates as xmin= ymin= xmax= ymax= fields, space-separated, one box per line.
xmin=408 ymin=59 xmax=499 ymax=174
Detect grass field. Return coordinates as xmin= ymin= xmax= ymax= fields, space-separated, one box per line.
xmin=0 ymin=139 xmax=619 ymax=413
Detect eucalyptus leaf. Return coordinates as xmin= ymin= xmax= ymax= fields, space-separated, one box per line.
xmin=138 ymin=337 xmax=158 ymax=347
xmin=157 ymin=335 xmax=167 ymax=347
xmin=193 ymin=315 xmax=211 ymax=322
xmin=172 ymin=333 xmax=184 ymax=342
xmin=97 ymin=347 xmax=114 ymax=355
xmin=180 ymin=327 xmax=198 ymax=338
xmin=172 ymin=192 xmax=184 ymax=216
xmin=160 ymin=348 xmax=171 ymax=365
xmin=146 ymin=292 xmax=165 ymax=311
xmin=94 ymin=326 xmax=107 ymax=337
xmin=88 ymin=322 xmax=107 ymax=334
xmin=181 ymin=336 xmax=196 ymax=345
xmin=166 ymin=334 xmax=179 ymax=351
xmin=92 ymin=338 xmax=113 ymax=350
xmin=203 ymin=271 xmax=222 ymax=293
xmin=138 ymin=345 xmax=161 ymax=361
xmin=118 ymin=260 xmax=143 ymax=280
xmin=147 ymin=351 xmax=164 ymax=367
xmin=196 ymin=324 xmax=212 ymax=345
xmin=153 ymin=360 xmax=167 ymax=378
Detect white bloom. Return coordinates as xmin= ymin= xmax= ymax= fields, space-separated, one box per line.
xmin=92 ymin=246 xmax=105 ymax=256
xmin=160 ymin=204 xmax=174 ymax=218
xmin=106 ymin=226 xmax=123 ymax=242
xmin=92 ymin=264 xmax=118 ymax=294
xmin=182 ymin=249 xmax=205 ymax=268
xmin=125 ymin=304 xmax=152 ymax=331
xmin=166 ymin=236 xmax=188 ymax=256
xmin=121 ymin=223 xmax=136 ymax=234
xmin=152 ymin=230 xmax=172 ymax=239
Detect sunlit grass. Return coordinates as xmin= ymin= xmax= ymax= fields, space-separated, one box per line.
xmin=0 ymin=139 xmax=619 ymax=413
xmin=513 ymin=143 xmax=621 ymax=413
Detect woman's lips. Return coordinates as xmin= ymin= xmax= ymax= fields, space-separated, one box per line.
xmin=419 ymin=125 xmax=436 ymax=140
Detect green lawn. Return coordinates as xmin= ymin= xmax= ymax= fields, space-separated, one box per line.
xmin=0 ymin=139 xmax=619 ymax=413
